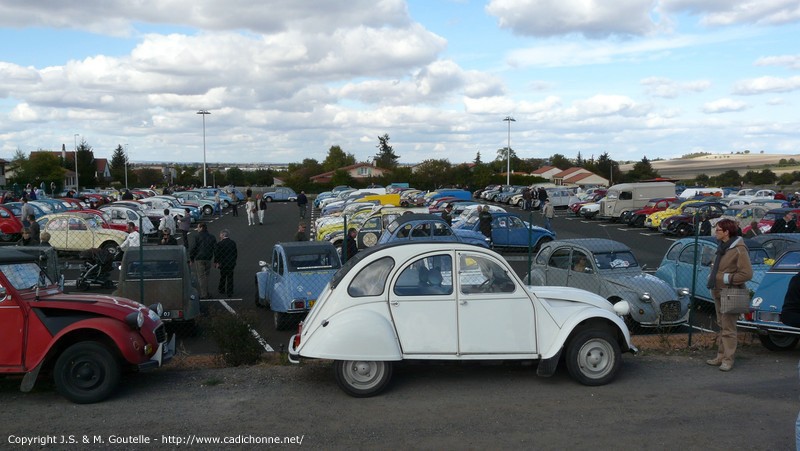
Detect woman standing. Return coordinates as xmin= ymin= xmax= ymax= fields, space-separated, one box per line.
xmin=245 ymin=197 xmax=257 ymax=226
xmin=706 ymin=218 xmax=753 ymax=372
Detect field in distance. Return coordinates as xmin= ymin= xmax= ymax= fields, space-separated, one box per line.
xmin=619 ymin=153 xmax=800 ymax=180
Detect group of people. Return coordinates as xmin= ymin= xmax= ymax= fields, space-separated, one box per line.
xmin=189 ymin=223 xmax=238 ymax=299
xmin=520 ymin=186 xmax=550 ymax=212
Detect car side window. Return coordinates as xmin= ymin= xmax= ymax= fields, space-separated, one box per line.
xmin=394 ymin=254 xmax=453 ymax=296
xmin=69 ymin=218 xmax=87 ymax=231
xmin=571 ymin=250 xmax=593 ymax=273
xmin=458 ymin=253 xmax=515 ymax=294
xmin=547 ymin=248 xmax=571 ymax=270
xmin=678 ymin=245 xmax=697 ymax=264
xmin=700 ymin=246 xmax=714 ymax=267
xmin=49 ymin=218 xmax=68 ymax=231
xmin=665 ymin=243 xmax=682 ymax=261
xmin=507 ymin=216 xmax=525 ymax=229
xmin=349 ymin=256 xmax=394 ymax=297
xmin=535 ymin=246 xmax=551 ymax=265
xmin=433 ymin=223 xmax=452 ymax=236
xmin=396 ymin=224 xmax=412 ymax=238
xmin=411 ymin=224 xmax=430 ymax=238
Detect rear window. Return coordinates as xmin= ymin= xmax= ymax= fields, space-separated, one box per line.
xmin=774 ymin=251 xmax=800 ymax=271
xmin=126 ymin=260 xmax=182 ymax=279
xmin=287 ymin=252 xmax=340 ymax=271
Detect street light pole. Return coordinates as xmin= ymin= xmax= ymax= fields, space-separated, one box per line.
xmin=73 ymin=134 xmax=80 ymax=192
xmin=196 ymin=110 xmax=210 ymax=187
xmin=124 ymin=144 xmax=129 ymax=189
xmin=503 ymin=116 xmax=515 ymax=186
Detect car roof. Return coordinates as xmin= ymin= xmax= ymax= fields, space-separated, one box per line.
xmin=0 ymin=248 xmax=39 ymax=264
xmin=277 ymin=241 xmax=337 ymax=255
xmin=120 ymin=245 xmax=187 ymax=261
xmin=390 ymin=213 xmax=446 ymax=227
xmin=545 ymin=238 xmax=631 ymax=253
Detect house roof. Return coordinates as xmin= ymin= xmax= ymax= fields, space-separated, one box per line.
xmin=531 ymin=165 xmax=557 ymax=175
xmin=310 ymin=163 xmax=390 ymax=181
xmin=553 ymin=167 xmax=589 ymax=178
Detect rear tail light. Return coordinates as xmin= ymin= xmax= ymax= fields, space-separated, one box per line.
xmin=293 ymin=322 xmax=303 ymax=349
xmin=293 ymin=300 xmax=306 ymax=309
xmin=743 ymin=312 xmax=754 ymax=321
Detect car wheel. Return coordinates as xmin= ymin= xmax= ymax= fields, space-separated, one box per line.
xmin=203 ymin=205 xmax=213 ymax=215
xmin=758 ymin=333 xmax=800 ymax=351
xmin=633 ymin=215 xmax=645 ymax=228
xmin=77 ymin=279 xmax=90 ymax=291
xmin=333 ymin=360 xmax=393 ymax=398
xmin=265 ymin=197 xmax=273 ymax=203
xmin=565 ymin=328 xmax=621 ymax=386
xmin=676 ymin=224 xmax=691 ymax=237
xmin=53 ymin=342 xmax=121 ymax=404
xmin=100 ymin=241 xmax=120 ymax=257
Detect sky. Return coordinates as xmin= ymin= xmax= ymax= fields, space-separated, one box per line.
xmin=0 ymin=0 xmax=799 ymax=167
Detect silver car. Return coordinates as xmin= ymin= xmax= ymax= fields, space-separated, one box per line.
xmin=526 ymin=238 xmax=690 ymax=327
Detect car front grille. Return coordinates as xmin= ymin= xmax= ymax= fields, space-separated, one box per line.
xmin=154 ymin=324 xmax=167 ymax=343
xmin=660 ymin=301 xmax=682 ymax=322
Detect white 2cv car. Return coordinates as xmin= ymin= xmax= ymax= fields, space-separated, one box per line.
xmin=288 ymin=242 xmax=637 ymax=397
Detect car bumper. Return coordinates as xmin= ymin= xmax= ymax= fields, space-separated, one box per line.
xmin=288 ymin=334 xmax=301 ymax=364
xmin=737 ymin=319 xmax=800 ymax=335
xmin=137 ymin=334 xmax=176 ymax=371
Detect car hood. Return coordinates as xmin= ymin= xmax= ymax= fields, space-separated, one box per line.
xmin=32 ymin=290 xmax=151 ymax=321
xmin=528 ymin=285 xmax=617 ymax=322
xmin=603 ymin=271 xmax=677 ymax=300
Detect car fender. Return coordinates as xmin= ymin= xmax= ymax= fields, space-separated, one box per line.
xmin=299 ymin=307 xmax=402 ymax=361
xmin=538 ymin=307 xmax=632 ymax=360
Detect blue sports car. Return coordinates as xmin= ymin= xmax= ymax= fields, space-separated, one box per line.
xmin=654 ymin=236 xmax=771 ymax=304
xmin=452 ymin=211 xmax=555 ymax=251
xmin=737 ymin=247 xmax=800 ymax=351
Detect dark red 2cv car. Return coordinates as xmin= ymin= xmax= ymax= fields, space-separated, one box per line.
xmin=0 ymin=248 xmax=174 ymax=403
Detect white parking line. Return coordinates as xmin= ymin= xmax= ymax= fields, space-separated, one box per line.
xmin=216 ymin=298 xmax=274 ymax=352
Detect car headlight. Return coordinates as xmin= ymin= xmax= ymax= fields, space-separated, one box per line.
xmin=613 ymin=300 xmax=631 ymax=316
xmin=149 ymin=303 xmax=164 ymax=316
xmin=126 ymin=311 xmax=145 ymax=329
xmin=640 ymin=292 xmax=652 ymax=302
xmin=678 ymin=288 xmax=690 ymax=297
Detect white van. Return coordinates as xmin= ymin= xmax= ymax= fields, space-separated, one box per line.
xmin=678 ymin=187 xmax=724 ymax=199
xmin=598 ymin=182 xmax=676 ymax=220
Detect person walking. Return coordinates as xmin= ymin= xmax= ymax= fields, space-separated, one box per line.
xmin=245 ymin=197 xmax=257 ymax=226
xmin=706 ymin=219 xmax=753 ymax=372
xmin=478 ymin=206 xmax=493 ymax=243
xmin=537 ymin=187 xmax=549 ymax=211
xmin=257 ymin=194 xmax=267 ymax=225
xmin=231 ymin=195 xmax=239 ymax=217
xmin=20 ymin=198 xmax=33 ymax=228
xmin=295 ymin=221 xmax=307 ymax=241
xmin=214 ymin=229 xmax=238 ymax=298
xmin=213 ymin=190 xmax=221 ymax=218
xmin=522 ymin=187 xmax=532 ymax=211
xmin=158 ymin=209 xmax=176 ymax=235
xmin=177 ymin=208 xmax=192 ymax=248
xmin=543 ymin=199 xmax=555 ymax=232
xmin=190 ymin=222 xmax=216 ymax=299
xmin=297 ymin=191 xmax=308 ymax=219
xmin=119 ymin=221 xmax=140 ymax=252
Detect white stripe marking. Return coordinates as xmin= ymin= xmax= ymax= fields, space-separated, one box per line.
xmin=217 ymin=299 xmax=274 ymax=352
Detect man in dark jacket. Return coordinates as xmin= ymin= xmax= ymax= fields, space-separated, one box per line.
xmin=297 ymin=191 xmax=308 ymax=219
xmin=214 ymin=229 xmax=238 ymax=297
xmin=537 ymin=187 xmax=548 ymax=211
xmin=441 ymin=204 xmax=454 ymax=226
xmin=190 ymin=222 xmax=216 ymax=299
xmin=770 ymin=212 xmax=796 ymax=233
xmin=343 ymin=227 xmax=359 ymax=263
xmin=478 ymin=206 xmax=493 ymax=242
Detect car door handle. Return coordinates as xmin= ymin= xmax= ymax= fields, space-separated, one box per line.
xmin=390 ymin=300 xmax=399 ymax=306
xmin=459 ymin=300 xmax=467 ymax=305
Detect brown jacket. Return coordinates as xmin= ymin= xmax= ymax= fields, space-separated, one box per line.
xmin=711 ymin=237 xmax=753 ymax=297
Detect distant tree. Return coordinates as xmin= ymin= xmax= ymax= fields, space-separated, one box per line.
xmin=75 ymin=139 xmax=97 ymax=188
xmin=109 ymin=145 xmax=128 ymax=185
xmin=412 ymin=159 xmax=453 ymax=190
xmin=550 ymin=154 xmax=571 ymax=170
xmin=714 ymin=169 xmax=742 ymax=187
xmin=10 ymin=151 xmax=65 ymax=192
xmin=226 ymin=167 xmax=245 ymax=186
xmin=694 ymin=174 xmax=710 ymax=185
xmin=778 ymin=173 xmax=795 ymax=185
xmin=595 ymin=152 xmax=621 ymax=185
xmin=575 ymin=151 xmax=584 ymax=167
xmin=473 ymin=152 xmax=482 ymax=165
xmin=246 ymin=169 xmax=274 ymax=187
xmin=135 ymin=168 xmax=164 ymax=187
xmin=174 ymin=166 xmax=199 ymax=186
xmin=329 ymin=169 xmax=356 ymax=188
xmin=374 ymin=134 xmax=399 ymax=169
xmin=322 ymin=145 xmax=356 ymax=172
xmin=624 ymin=156 xmax=660 ymax=181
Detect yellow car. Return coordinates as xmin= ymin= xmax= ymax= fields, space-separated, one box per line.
xmin=37 ymin=212 xmax=130 ymax=255
xmin=645 ymin=200 xmax=702 ymax=229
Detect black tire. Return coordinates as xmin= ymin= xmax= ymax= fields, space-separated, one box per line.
xmin=203 ymin=205 xmax=213 ymax=215
xmin=758 ymin=333 xmax=800 ymax=351
xmin=676 ymin=224 xmax=691 ymax=237
xmin=333 ymin=360 xmax=393 ymax=397
xmin=565 ymin=328 xmax=621 ymax=386
xmin=223 ymin=200 xmax=231 ymax=208
xmin=633 ymin=215 xmax=645 ymax=228
xmin=53 ymin=342 xmax=121 ymax=404
xmin=100 ymin=241 xmax=120 ymax=257
xmin=265 ymin=196 xmax=273 ymax=203
xmin=77 ymin=278 xmax=90 ymax=291
xmin=255 ymin=279 xmax=270 ymax=309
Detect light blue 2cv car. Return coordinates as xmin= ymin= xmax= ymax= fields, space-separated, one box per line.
xmin=256 ymin=241 xmax=341 ymax=330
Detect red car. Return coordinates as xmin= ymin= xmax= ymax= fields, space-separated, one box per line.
xmin=0 ymin=205 xmax=24 ymax=242
xmin=76 ymin=209 xmax=132 ymax=233
xmin=742 ymin=207 xmax=800 ymax=235
xmin=569 ymin=191 xmax=606 ymax=216
xmin=624 ymin=197 xmax=677 ymax=228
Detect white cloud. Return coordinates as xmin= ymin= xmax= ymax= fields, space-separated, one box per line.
xmin=485 ymin=0 xmax=658 ymax=38
xmin=661 ymin=0 xmax=800 ymax=26
xmin=641 ymin=77 xmax=711 ymax=98
xmin=702 ymin=98 xmax=749 ymax=113
xmin=733 ymin=76 xmax=800 ymax=94
xmin=755 ymin=54 xmax=800 ymax=70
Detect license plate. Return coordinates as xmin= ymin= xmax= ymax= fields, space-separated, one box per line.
xmin=308 ymin=300 xmax=316 ymax=309
xmin=162 ymin=311 xmax=171 ymax=318
xmin=759 ymin=312 xmax=781 ymax=322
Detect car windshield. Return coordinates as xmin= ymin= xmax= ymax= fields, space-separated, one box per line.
xmin=0 ymin=262 xmax=53 ymax=289
xmin=594 ymin=251 xmax=638 ymax=269
xmin=605 ymin=190 xmax=620 ymax=200
xmin=85 ymin=218 xmax=103 ymax=229
xmin=643 ymin=200 xmax=658 ymax=208
xmin=762 ymin=212 xmax=782 ymax=221
xmin=125 ymin=260 xmax=182 ymax=279
xmin=682 ymin=206 xmax=699 ymax=214
xmin=287 ymin=252 xmax=340 ymax=271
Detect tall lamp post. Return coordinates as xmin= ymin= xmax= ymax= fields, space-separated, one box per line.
xmin=73 ymin=133 xmax=80 ymax=192
xmin=502 ymin=116 xmax=515 ymax=186
xmin=196 ymin=109 xmax=210 ymax=187
xmin=124 ymin=144 xmax=129 ymax=189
